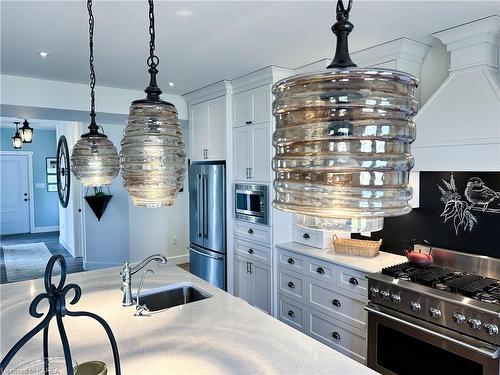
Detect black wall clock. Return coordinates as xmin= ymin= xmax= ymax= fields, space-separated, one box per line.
xmin=56 ymin=135 xmax=71 ymax=208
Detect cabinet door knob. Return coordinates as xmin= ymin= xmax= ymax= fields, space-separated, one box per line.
xmin=24 ymin=193 xmax=28 ymax=196
xmin=332 ymin=299 xmax=341 ymax=307
xmin=302 ymin=233 xmax=310 ymax=239
xmin=287 ymin=281 xmax=295 ymax=289
xmin=248 ymin=228 xmax=254 ymax=234
xmin=287 ymin=310 xmax=295 ymax=318
xmin=332 ymin=332 xmax=341 ymax=340
xmin=349 ymin=277 xmax=359 ymax=286
xmin=317 ymin=267 xmax=325 ymax=275
xmin=24 ymin=198 xmax=28 ymax=201
xmin=287 ymin=258 xmax=295 ymax=265
xmin=248 ymin=248 xmax=254 ymax=254
xmin=245 ymin=121 xmax=252 ymax=125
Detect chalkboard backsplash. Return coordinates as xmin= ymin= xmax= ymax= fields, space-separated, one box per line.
xmin=353 ymin=172 xmax=500 ymax=258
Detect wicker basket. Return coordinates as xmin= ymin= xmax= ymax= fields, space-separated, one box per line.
xmin=332 ymin=235 xmax=382 ymax=258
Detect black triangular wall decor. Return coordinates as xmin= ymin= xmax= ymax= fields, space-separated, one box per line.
xmin=84 ymin=195 xmax=112 ymax=221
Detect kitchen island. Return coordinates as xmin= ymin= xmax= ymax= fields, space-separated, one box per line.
xmin=1 ymin=264 xmax=377 ymax=374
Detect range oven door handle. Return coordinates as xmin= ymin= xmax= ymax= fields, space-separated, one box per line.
xmin=365 ymin=304 xmax=500 ymax=359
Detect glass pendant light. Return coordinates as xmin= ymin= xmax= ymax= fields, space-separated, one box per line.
xmin=70 ymin=0 xmax=120 ymax=188
xmin=20 ymin=119 xmax=34 ymax=143
xmin=272 ymin=0 xmax=418 ymax=233
xmin=120 ymin=0 xmax=186 ymax=208
xmin=12 ymin=122 xmax=22 ymax=149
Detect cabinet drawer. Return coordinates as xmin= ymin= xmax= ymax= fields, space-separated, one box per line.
xmin=277 ymin=248 xmax=306 ymax=274
xmin=307 ymin=310 xmax=367 ymax=364
xmin=278 ymin=268 xmax=305 ymax=302
xmin=234 ymin=221 xmax=271 ymax=245
xmin=292 ymin=225 xmax=332 ymax=249
xmin=308 ymin=278 xmax=367 ymax=331
xmin=278 ymin=294 xmax=306 ymax=332
xmin=234 ymin=238 xmax=271 ymax=264
xmin=307 ymin=257 xmax=334 ymax=283
xmin=335 ymin=265 xmax=368 ymax=297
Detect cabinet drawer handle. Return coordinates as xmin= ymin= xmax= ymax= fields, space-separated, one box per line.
xmin=287 ymin=310 xmax=295 ymax=318
xmin=302 ymin=233 xmax=310 ymax=239
xmin=332 ymin=332 xmax=341 ymax=340
xmin=349 ymin=277 xmax=359 ymax=286
xmin=287 ymin=281 xmax=295 ymax=289
xmin=248 ymin=228 xmax=254 ymax=234
xmin=287 ymin=258 xmax=295 ymax=265
xmin=332 ymin=299 xmax=341 ymax=307
xmin=317 ymin=267 xmax=325 ymax=275
xmin=248 ymin=248 xmax=254 ymax=254
xmin=245 ymin=121 xmax=252 ymax=125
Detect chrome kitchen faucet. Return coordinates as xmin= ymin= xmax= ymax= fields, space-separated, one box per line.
xmin=120 ymin=254 xmax=168 ymax=307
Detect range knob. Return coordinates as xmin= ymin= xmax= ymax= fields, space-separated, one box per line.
xmin=484 ymin=323 xmax=499 ymax=336
xmin=468 ymin=317 xmax=482 ymax=330
xmin=409 ymin=301 xmax=421 ymax=312
xmin=452 ymin=312 xmax=466 ymax=325
xmin=429 ymin=307 xmax=442 ymax=318
xmin=391 ymin=294 xmax=401 ymax=304
xmin=369 ymin=287 xmax=379 ymax=298
xmin=380 ymin=290 xmax=390 ymax=300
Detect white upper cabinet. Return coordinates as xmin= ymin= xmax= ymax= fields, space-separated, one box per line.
xmin=232 ymin=85 xmax=271 ymax=128
xmin=233 ymin=123 xmax=271 ymax=182
xmin=189 ymin=96 xmax=226 ymax=161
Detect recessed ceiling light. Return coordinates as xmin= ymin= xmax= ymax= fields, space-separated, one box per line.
xmin=175 ymin=9 xmax=192 ymax=17
xmin=39 ymin=51 xmax=48 ymax=58
xmin=168 ymin=82 xmax=175 ymax=87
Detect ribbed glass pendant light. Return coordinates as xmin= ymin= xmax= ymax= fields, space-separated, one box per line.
xmin=120 ymin=0 xmax=186 ymax=208
xmin=272 ymin=0 xmax=418 ymax=233
xmin=70 ymin=0 xmax=120 ymax=187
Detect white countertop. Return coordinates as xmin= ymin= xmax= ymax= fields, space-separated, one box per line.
xmin=277 ymin=242 xmax=407 ymax=274
xmin=1 ymin=264 xmax=377 ymax=375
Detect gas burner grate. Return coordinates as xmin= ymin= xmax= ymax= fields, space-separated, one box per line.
xmin=455 ymin=277 xmax=499 ymax=296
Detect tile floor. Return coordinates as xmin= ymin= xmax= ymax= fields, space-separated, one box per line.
xmin=0 ymin=231 xmax=84 ymax=284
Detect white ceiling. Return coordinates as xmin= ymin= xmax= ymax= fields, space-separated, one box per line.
xmin=2 ymin=1 xmax=499 ymax=95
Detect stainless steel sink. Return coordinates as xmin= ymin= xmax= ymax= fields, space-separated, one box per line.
xmin=134 ymin=282 xmax=211 ymax=312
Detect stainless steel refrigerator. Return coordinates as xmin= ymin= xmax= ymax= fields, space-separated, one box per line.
xmin=188 ymin=161 xmax=226 ymax=289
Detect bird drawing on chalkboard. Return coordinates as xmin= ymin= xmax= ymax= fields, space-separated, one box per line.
xmin=464 ymin=177 xmax=499 ymax=212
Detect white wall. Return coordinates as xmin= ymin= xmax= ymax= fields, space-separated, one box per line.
xmin=0 ymin=74 xmax=188 ymax=120
xmin=128 ymin=121 xmax=190 ymax=265
xmin=83 ymin=123 xmax=130 ymax=270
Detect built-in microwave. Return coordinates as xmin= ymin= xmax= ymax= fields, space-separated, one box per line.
xmin=234 ymin=183 xmax=268 ymax=225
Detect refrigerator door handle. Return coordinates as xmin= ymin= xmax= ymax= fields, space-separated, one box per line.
xmin=197 ymin=174 xmax=203 ymax=238
xmin=203 ymin=174 xmax=208 ymax=238
xmin=189 ymin=247 xmax=224 ymax=261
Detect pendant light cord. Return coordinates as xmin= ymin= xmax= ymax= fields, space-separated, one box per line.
xmin=87 ymin=0 xmax=100 ymax=134
xmin=144 ymin=0 xmax=162 ymax=101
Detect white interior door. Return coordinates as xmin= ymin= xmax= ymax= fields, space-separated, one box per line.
xmin=0 ymin=155 xmax=30 ymax=235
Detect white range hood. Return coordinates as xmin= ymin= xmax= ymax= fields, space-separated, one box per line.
xmin=413 ymin=15 xmax=500 ymax=171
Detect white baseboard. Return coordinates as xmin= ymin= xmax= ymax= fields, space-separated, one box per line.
xmin=168 ymin=254 xmax=189 ymax=265
xmin=84 ymin=260 xmax=123 ymax=271
xmin=31 ymin=225 xmax=59 ymax=234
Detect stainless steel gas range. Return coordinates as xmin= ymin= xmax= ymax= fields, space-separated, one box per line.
xmin=365 ymin=247 xmax=500 ymax=375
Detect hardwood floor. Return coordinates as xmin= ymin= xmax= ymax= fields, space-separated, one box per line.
xmin=178 ymin=263 xmax=190 ymax=272
xmin=0 ymin=231 xmax=84 ymax=284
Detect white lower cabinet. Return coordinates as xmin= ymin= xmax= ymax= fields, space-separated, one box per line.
xmin=276 ymin=246 xmax=368 ymax=365
xmin=234 ymin=253 xmax=272 ymax=315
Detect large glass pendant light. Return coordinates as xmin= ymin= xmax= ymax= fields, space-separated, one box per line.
xmin=70 ymin=0 xmax=120 ymax=187
xmin=120 ymin=0 xmax=186 ymax=208
xmin=20 ymin=119 xmax=34 ymax=143
xmin=12 ymin=122 xmax=22 ymax=149
xmin=272 ymin=0 xmax=418 ymax=233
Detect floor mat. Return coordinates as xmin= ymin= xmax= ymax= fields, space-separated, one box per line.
xmin=2 ymin=242 xmax=53 ymax=283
